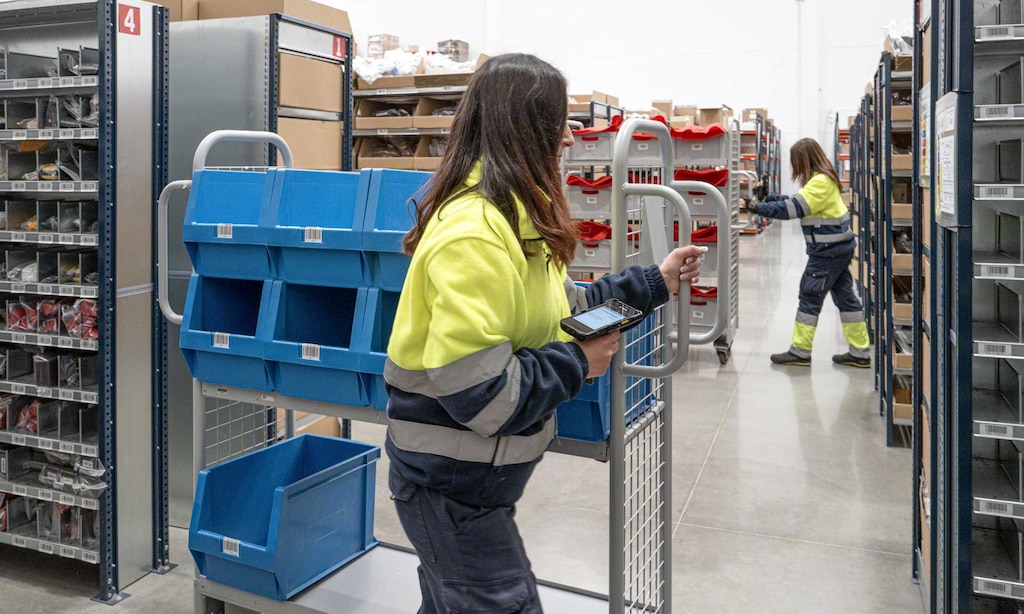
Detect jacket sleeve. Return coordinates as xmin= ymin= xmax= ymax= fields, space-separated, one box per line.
xmin=754 ymin=176 xmax=829 ymax=220
xmin=563 ymin=265 xmax=670 ymax=315
xmin=422 ymin=237 xmax=588 ymax=438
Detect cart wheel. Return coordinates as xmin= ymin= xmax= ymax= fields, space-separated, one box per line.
xmin=717 ymin=348 xmax=730 ymax=365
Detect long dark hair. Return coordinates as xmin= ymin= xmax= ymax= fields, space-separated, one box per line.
xmin=789 ymin=138 xmax=842 ymax=189
xmin=402 ymin=53 xmax=577 ymax=269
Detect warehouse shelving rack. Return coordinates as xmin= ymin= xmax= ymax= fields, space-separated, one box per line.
xmin=852 ymin=93 xmax=875 ymax=345
xmin=739 ymin=111 xmax=770 ymax=235
xmin=163 ymin=14 xmax=354 ymax=528
xmin=159 ymin=122 xmax=733 ymax=613
xmin=0 ymin=0 xmax=168 ymax=602
xmin=923 ymin=0 xmax=1024 ymax=610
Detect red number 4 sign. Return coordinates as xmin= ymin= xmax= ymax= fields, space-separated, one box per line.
xmin=119 ymin=5 xmax=140 ymax=36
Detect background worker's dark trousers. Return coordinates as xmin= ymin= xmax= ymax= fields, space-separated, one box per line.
xmin=789 ymin=254 xmax=871 ymax=359
xmin=391 ymin=469 xmax=544 ymax=614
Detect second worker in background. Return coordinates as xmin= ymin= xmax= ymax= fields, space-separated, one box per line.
xmin=748 ymin=138 xmax=871 ymax=368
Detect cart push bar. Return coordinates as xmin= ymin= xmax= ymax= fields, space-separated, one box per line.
xmin=609 ymin=118 xmax=730 ymax=379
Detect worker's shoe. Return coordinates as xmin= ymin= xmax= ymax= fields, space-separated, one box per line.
xmin=832 ymin=352 xmax=871 ymax=368
xmin=770 ymin=351 xmax=811 ymax=366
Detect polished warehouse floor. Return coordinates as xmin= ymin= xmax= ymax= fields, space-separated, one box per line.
xmin=0 ymin=222 xmax=925 ymax=613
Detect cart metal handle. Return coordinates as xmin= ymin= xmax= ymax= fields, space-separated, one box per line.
xmin=620 ymin=182 xmax=692 ymax=379
xmin=192 ymin=130 xmax=294 ymax=172
xmin=670 ymin=180 xmax=731 ymax=347
xmin=157 ymin=180 xmax=192 ymax=325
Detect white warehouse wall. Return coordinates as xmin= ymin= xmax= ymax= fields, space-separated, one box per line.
xmin=330 ymin=0 xmax=911 ymax=194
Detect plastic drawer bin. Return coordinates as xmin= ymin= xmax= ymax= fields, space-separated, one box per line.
xmin=570 ymin=240 xmax=612 ymax=272
xmin=261 ymin=281 xmax=369 ymax=406
xmin=189 ymin=434 xmax=380 ymax=601
xmin=360 ymin=169 xmax=433 ymax=292
xmin=672 ymin=125 xmax=729 ymax=166
xmin=691 ymin=288 xmax=718 ymax=328
xmin=692 ymin=226 xmax=719 ymax=279
xmin=264 ymin=169 xmax=370 ymax=288
xmin=180 ymin=275 xmax=273 ymax=391
xmin=183 ymin=169 xmax=274 ymax=280
xmin=674 ymin=169 xmax=730 ymax=218
xmin=566 ymin=176 xmax=613 ymax=219
xmin=354 ymin=288 xmax=400 ymax=411
xmin=566 ymin=131 xmax=614 ymax=162
xmin=626 ymin=133 xmax=664 ymax=166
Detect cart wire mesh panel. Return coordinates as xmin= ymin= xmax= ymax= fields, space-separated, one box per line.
xmin=203 ymin=397 xmax=275 ymax=468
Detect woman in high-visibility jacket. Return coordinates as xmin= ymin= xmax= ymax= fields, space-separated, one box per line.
xmin=748 ymin=138 xmax=870 ymax=367
xmin=384 ymin=53 xmax=706 ymax=613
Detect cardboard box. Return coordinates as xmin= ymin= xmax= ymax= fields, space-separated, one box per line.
xmin=893 ymin=154 xmax=913 ymax=170
xmin=893 ymin=181 xmax=911 ymax=204
xmin=894 ymin=353 xmax=913 ymax=371
xmin=670 ymin=115 xmax=695 ymax=129
xmin=438 ymin=39 xmax=470 ymax=63
xmin=276 ymin=118 xmax=343 ymax=169
xmin=886 ymin=35 xmax=914 ymax=72
xmin=922 ymin=27 xmax=932 ymax=85
xmin=357 ymin=67 xmax=420 ymax=90
xmin=414 ymin=137 xmax=443 ymax=171
xmin=892 ymin=105 xmax=913 ymax=122
xmin=742 ymin=108 xmax=768 ymax=123
xmin=569 ymin=91 xmax=608 ymax=114
xmin=848 ymin=115 xmax=857 ymax=128
xmin=851 ymin=262 xmax=860 ymax=281
xmin=673 ymin=105 xmax=698 ymax=118
xmin=415 ymin=55 xmax=489 ymax=88
xmin=892 ymin=252 xmax=914 ymax=271
xmin=295 ymin=414 xmax=341 ymax=438
xmin=152 ymin=0 xmax=182 ymax=21
xmin=605 ymin=94 xmax=620 ymax=107
xmin=355 ymin=99 xmax=416 ymax=130
xmin=893 ymin=389 xmax=913 ymax=422
xmin=413 ymin=97 xmax=456 ymax=129
xmin=356 ymin=137 xmax=416 ymax=170
xmin=922 ymin=333 xmax=932 ymax=408
xmin=278 ymin=53 xmax=343 ymax=113
xmin=893 ymin=203 xmax=913 ymax=221
xmin=922 ymin=256 xmax=932 ymax=325
xmin=922 ymin=187 xmax=932 ymax=247
xmin=893 ymin=302 xmax=913 ymax=321
xmin=651 ymin=100 xmax=673 ymax=118
xmin=698 ymin=105 xmax=733 ymax=127
xmin=842 ymin=191 xmax=852 ymax=206
xmin=199 ymin=0 xmax=351 ymax=34
xmin=368 ymin=33 xmax=400 ymax=59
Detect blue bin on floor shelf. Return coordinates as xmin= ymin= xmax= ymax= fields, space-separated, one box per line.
xmin=189 ymin=434 xmax=380 ymax=600
xmin=260 ymin=281 xmax=369 ymax=406
xmin=354 ymin=287 xmax=400 ymax=411
xmin=263 ymin=169 xmax=371 ymax=288
xmin=360 ymin=169 xmax=432 ymax=291
xmin=183 ymin=169 xmax=274 ymax=280
xmin=556 ymin=375 xmax=612 ymax=442
xmin=180 ymin=275 xmax=273 ymax=391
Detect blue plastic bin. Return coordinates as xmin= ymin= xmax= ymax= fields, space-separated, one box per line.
xmin=360 ymin=169 xmax=432 ymax=291
xmin=183 ymin=169 xmax=275 ymax=280
xmin=260 ymin=281 xmax=369 ymax=406
xmin=263 ymin=169 xmax=371 ymax=288
xmin=555 ymin=376 xmax=611 ymax=442
xmin=189 ymin=434 xmax=380 ymax=600
xmin=354 ymin=288 xmax=400 ymax=411
xmin=180 ymin=275 xmax=273 ymax=391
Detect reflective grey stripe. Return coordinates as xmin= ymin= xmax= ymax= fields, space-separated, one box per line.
xmin=804 ymin=231 xmax=855 ymax=244
xmin=801 ymin=212 xmax=851 ymax=226
xmin=785 ymin=200 xmax=798 ymax=219
xmin=849 ymin=346 xmax=871 ymax=359
xmin=789 ymin=345 xmax=812 ymax=359
xmin=564 ymin=276 xmax=588 ymax=315
xmin=426 ymin=342 xmax=512 ymax=397
xmin=796 ymin=311 xmax=819 ymax=327
xmin=463 ymin=359 xmax=521 ymax=437
xmin=388 ymin=417 xmax=553 ymax=466
xmin=793 ymin=194 xmax=812 ymax=217
xmin=385 ymin=359 xmax=438 ymax=397
xmin=840 ymin=311 xmax=863 ymax=324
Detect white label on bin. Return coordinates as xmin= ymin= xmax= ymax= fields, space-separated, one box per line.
xmin=12 ymin=333 xmax=26 ymax=344
xmin=304 ymin=227 xmax=323 ymax=243
xmin=980 ymin=423 xmax=1012 ymax=437
xmin=11 ymin=182 xmax=26 ymax=191
xmin=301 ymin=344 xmax=321 ymax=361
xmin=981 ymin=265 xmax=1012 ymax=278
xmin=12 ymin=536 xmax=26 ymax=548
xmin=217 ymin=224 xmax=232 ymax=239
xmin=692 ymin=311 xmax=704 ymax=319
xmin=59 ymin=494 xmax=75 ymax=505
xmin=82 ymin=550 xmax=98 ymax=564
xmin=11 ymin=435 xmax=26 ymax=446
xmin=376 ymin=129 xmax=389 ymax=135
xmin=213 ymin=333 xmax=230 ymax=349
xmin=693 ymin=198 xmax=704 ymax=205
xmin=38 ymin=336 xmax=52 ymax=346
xmin=222 ymin=537 xmax=240 ymax=557
xmin=58 ymin=235 xmax=74 ymax=245
xmin=586 ymin=196 xmax=598 ymax=205
xmin=13 ymin=130 xmax=28 ymax=140
xmin=37 ymin=183 xmax=52 ymax=192
xmin=691 ymin=143 xmax=704 ymax=151
xmin=59 ymin=390 xmax=75 ymax=401
xmin=637 ymin=143 xmax=649 ymax=151
xmin=983 ymin=106 xmax=1012 ymax=119
xmin=59 ymin=546 xmax=76 ymax=559
xmin=10 ymin=384 xmax=26 ymax=395
xmin=980 ymin=343 xmax=1012 ymax=356
xmin=585 ymin=249 xmax=596 ymax=257
xmin=39 ymin=542 xmax=54 ymax=555
xmin=59 ymin=182 xmax=75 ymax=193
xmin=58 ymin=338 xmax=73 ymax=348
xmin=59 ymin=129 xmax=74 ymax=139
xmin=38 ymin=235 xmax=53 ymax=244
xmin=0 ymin=457 xmax=5 ymax=475
xmin=59 ymin=442 xmax=75 ymax=453
xmin=981 ymin=500 xmax=1011 ymax=515
xmin=38 ymin=490 xmax=52 ymax=501
xmin=980 ymin=580 xmax=1011 ymax=596
xmin=981 ymin=186 xmax=1011 ymax=199
xmin=38 ymin=438 xmax=53 ymax=450
xmin=82 ymin=498 xmax=99 ymax=510
xmin=13 ymin=485 xmax=27 ymax=496
xmin=585 ymin=143 xmax=596 ymax=151
xmin=980 ymin=26 xmax=1012 ymax=40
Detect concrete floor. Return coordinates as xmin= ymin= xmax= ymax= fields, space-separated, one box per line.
xmin=0 ymin=221 xmax=926 ymax=613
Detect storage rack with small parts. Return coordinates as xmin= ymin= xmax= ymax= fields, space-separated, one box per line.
xmin=739 ymin=110 xmax=770 ymax=235
xmin=0 ymin=0 xmax=168 ymax=603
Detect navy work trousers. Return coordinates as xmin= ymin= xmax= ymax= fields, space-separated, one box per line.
xmin=390 ymin=468 xmax=544 ymax=614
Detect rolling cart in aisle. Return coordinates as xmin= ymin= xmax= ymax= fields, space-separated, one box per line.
xmin=157 ymin=124 xmax=732 ymax=613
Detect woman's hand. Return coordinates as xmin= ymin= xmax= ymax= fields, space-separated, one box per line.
xmin=572 ymin=330 xmax=620 ymax=379
xmin=659 ymin=245 xmax=707 ymax=295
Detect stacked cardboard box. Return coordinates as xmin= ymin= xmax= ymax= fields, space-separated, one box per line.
xmin=438 ymin=39 xmax=470 ymax=62
xmin=368 ymin=34 xmax=400 ymax=59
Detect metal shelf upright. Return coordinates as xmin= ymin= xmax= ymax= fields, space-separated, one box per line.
xmin=0 ymin=0 xmax=168 ymax=602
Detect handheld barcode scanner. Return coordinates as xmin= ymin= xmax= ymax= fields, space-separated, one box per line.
xmin=560 ymin=299 xmax=643 ymax=341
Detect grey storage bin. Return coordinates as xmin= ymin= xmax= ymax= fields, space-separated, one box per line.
xmin=673 ymin=135 xmax=728 ymax=165
xmin=566 ymin=132 xmax=614 ymax=162
xmin=566 ymin=181 xmax=612 ymax=219
xmin=690 ymin=298 xmax=718 ymax=327
xmin=571 ymin=240 xmax=612 ymax=272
